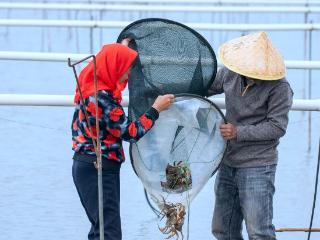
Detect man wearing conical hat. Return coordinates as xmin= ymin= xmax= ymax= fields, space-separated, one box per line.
xmin=208 ymin=32 xmax=293 ymax=240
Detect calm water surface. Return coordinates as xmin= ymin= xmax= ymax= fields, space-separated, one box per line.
xmin=0 ymin=4 xmax=320 ymax=240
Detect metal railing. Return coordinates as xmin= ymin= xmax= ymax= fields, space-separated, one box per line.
xmin=1 ymin=3 xmax=320 ymax=13
xmin=0 ymin=51 xmax=319 ymax=70
xmin=0 ymin=94 xmax=319 ymax=112
xmin=1 ymin=19 xmax=320 ymax=31
xmin=98 ymin=0 xmax=320 ymax=4
xmin=1 ymin=0 xmax=320 ymax=6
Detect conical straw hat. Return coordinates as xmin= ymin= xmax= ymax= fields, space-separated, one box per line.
xmin=219 ymin=32 xmax=286 ymax=80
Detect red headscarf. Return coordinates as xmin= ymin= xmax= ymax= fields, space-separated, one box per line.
xmin=74 ymin=43 xmax=138 ymax=103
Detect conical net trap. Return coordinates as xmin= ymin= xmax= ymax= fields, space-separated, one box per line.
xmin=118 ymin=18 xmax=226 ymax=239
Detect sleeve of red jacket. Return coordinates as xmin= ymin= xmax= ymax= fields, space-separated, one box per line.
xmin=101 ymin=98 xmax=159 ymax=143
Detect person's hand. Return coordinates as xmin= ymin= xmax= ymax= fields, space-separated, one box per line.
xmin=220 ymin=123 xmax=237 ymax=140
xmin=121 ymin=38 xmax=132 ymax=46
xmin=152 ymin=94 xmax=175 ymax=113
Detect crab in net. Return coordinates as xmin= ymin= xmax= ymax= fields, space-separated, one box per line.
xmin=158 ymin=197 xmax=186 ymax=240
xmin=160 ymin=161 xmax=192 ymax=193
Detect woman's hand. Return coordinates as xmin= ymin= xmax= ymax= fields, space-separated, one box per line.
xmin=152 ymin=94 xmax=175 ymax=113
xmin=121 ymin=38 xmax=132 ymax=46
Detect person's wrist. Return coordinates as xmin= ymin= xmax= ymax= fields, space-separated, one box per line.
xmin=146 ymin=107 xmax=160 ymax=120
xmin=152 ymin=104 xmax=160 ymax=113
xmin=155 ymin=108 xmax=160 ymax=113
xmin=233 ymin=125 xmax=237 ymax=139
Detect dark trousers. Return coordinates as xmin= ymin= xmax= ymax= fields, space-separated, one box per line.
xmin=72 ymin=156 xmax=122 ymax=240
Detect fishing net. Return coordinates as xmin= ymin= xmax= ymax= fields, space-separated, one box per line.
xmin=117 ymin=19 xmax=226 ymax=239
xmin=131 ymin=94 xmax=226 ymax=238
xmin=117 ymin=18 xmax=217 ymax=121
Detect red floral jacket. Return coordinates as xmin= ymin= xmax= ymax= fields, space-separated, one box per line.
xmin=71 ymin=90 xmax=159 ymax=163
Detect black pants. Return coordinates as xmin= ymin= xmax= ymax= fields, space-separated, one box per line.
xmin=72 ymin=153 xmax=122 ymax=240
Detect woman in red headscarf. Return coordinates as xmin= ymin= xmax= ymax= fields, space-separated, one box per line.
xmin=71 ymin=42 xmax=174 ymax=240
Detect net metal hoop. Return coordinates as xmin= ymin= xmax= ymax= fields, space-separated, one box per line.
xmin=129 ymin=93 xmax=228 ymax=178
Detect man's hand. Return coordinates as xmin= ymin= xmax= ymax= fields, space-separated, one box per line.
xmin=220 ymin=123 xmax=237 ymax=140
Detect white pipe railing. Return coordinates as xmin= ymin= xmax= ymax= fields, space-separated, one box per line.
xmin=95 ymin=0 xmax=320 ymax=4
xmin=0 ymin=0 xmax=320 ymax=6
xmin=1 ymin=3 xmax=320 ymax=13
xmin=0 ymin=94 xmax=319 ymax=111
xmin=0 ymin=51 xmax=320 ymax=70
xmin=1 ymin=19 xmax=320 ymax=31
xmin=0 ymin=51 xmax=88 ymax=62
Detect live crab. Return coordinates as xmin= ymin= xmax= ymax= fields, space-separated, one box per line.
xmin=159 ymin=198 xmax=186 ymax=240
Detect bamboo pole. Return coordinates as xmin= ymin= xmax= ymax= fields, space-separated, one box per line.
xmin=276 ymin=228 xmax=320 ymax=232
